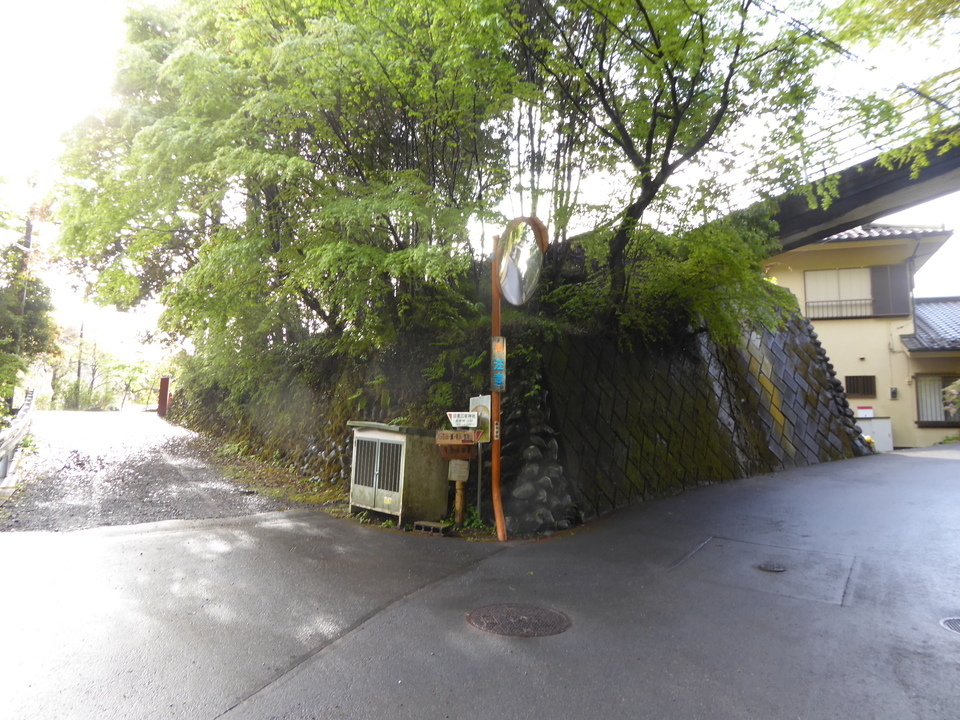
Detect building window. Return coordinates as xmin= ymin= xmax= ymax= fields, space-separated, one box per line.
xmin=804 ymin=265 xmax=910 ymax=319
xmin=845 ymin=375 xmax=876 ymax=398
xmin=916 ymin=375 xmax=960 ymax=427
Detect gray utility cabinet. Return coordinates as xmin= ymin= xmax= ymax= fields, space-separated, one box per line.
xmin=348 ymin=421 xmax=448 ymax=526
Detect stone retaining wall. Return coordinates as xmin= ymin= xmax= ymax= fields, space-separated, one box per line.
xmin=498 ymin=313 xmax=869 ymax=532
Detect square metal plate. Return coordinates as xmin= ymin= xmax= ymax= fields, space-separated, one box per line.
xmin=672 ymin=537 xmax=855 ymax=606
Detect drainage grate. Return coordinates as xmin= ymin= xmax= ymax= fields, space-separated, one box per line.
xmin=467 ymin=603 xmax=572 ymax=637
xmin=940 ymin=618 xmax=960 ymax=634
xmin=757 ymin=562 xmax=787 ymax=573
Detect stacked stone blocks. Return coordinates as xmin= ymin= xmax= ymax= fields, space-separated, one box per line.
xmin=498 ymin=312 xmax=868 ymax=529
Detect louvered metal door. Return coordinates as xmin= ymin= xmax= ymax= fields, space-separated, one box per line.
xmin=350 ymin=437 xmax=404 ymax=516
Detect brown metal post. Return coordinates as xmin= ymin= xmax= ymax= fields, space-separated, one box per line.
xmin=491 ymin=234 xmax=507 ymax=542
xmin=157 ymin=377 xmax=171 ymax=417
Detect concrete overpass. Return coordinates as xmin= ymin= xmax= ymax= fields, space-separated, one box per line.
xmin=774 ymin=140 xmax=960 ymax=250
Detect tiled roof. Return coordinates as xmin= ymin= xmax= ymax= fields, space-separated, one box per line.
xmin=821 ymin=223 xmax=950 ymax=243
xmin=901 ymin=297 xmax=960 ymax=351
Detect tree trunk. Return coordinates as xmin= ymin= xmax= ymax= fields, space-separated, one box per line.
xmin=607 ymin=199 xmax=646 ymax=310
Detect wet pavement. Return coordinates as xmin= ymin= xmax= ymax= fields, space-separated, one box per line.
xmin=1 ymin=411 xmax=295 ymax=531
xmin=2 ymin=412 xmax=959 ymax=719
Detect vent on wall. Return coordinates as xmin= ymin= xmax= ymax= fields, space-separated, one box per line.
xmin=845 ymin=375 xmax=877 ymax=398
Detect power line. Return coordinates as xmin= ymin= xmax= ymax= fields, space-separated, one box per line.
xmin=754 ymin=0 xmax=960 ymax=119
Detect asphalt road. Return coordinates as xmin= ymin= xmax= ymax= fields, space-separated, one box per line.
xmin=0 ymin=411 xmax=296 ymax=531
xmin=2 ymin=411 xmax=959 ymax=719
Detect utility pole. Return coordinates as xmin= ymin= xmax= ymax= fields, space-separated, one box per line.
xmin=76 ymin=321 xmax=84 ymax=410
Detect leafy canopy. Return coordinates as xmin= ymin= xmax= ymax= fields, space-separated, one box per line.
xmin=54 ymin=0 xmax=958 ymax=417
xmin=59 ymin=0 xmax=515 ymax=365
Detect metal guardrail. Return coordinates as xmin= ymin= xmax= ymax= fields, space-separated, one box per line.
xmin=0 ymin=389 xmax=35 ymax=480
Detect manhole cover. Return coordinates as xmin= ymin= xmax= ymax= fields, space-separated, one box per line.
xmin=940 ymin=618 xmax=960 ymax=634
xmin=467 ymin=603 xmax=571 ymax=637
xmin=757 ymin=562 xmax=787 ymax=573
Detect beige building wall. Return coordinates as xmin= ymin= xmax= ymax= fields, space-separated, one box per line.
xmin=768 ymin=233 xmax=958 ymax=448
xmin=801 ymin=317 xmax=956 ymax=448
xmin=766 ymin=236 xmax=943 ymax=308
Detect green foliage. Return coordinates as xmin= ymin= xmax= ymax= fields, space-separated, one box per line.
xmin=55 ymin=0 xmax=529 ymax=444
xmin=945 ymin=379 xmax=960 ymax=417
xmin=625 ymin=214 xmax=792 ymax=347
xmin=879 ymin=128 xmax=960 ymax=180
xmin=826 ymin=0 xmax=960 ymax=175
xmin=41 ymin=328 xmax=156 ymax=411
xmin=507 ymin=0 xmax=832 ymax=304
xmin=60 ymin=379 xmax=117 ymax=412
xmin=0 ymin=235 xmax=58 ymax=406
xmin=59 ymin=0 xmax=515 ymax=347
xmin=544 ymin=209 xmax=792 ymax=347
xmin=215 ymin=441 xmax=245 ymax=458
xmin=828 ymin=0 xmax=960 ymax=44
xmin=54 ymin=0 xmax=955 ymax=458
xmin=462 ymin=505 xmax=487 ymax=530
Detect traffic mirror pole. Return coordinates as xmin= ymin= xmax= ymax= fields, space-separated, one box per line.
xmin=489 ymin=217 xmax=548 ymax=543
xmin=491 ymin=232 xmax=507 ymax=542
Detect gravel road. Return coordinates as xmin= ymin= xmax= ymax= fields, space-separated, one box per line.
xmin=0 ymin=410 xmax=299 ymax=532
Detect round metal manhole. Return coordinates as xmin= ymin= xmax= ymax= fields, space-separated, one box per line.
xmin=467 ymin=603 xmax=572 ymax=638
xmin=757 ymin=562 xmax=787 ymax=573
xmin=940 ymin=618 xmax=960 ymax=634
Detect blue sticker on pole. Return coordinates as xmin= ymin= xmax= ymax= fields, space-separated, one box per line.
xmin=491 ymin=336 xmax=506 ymax=392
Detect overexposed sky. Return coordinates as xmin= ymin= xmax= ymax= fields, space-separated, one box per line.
xmin=884 ymin=195 xmax=960 ymax=298
xmin=0 ymin=0 xmax=958 ymax=306
xmin=0 ymin=1 xmax=128 ymax=191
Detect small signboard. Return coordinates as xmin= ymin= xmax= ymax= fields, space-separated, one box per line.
xmin=447 ymin=411 xmax=478 ymax=428
xmin=491 ymin=336 xmax=506 ymax=392
xmin=435 ymin=430 xmax=484 ymax=445
xmin=469 ymin=395 xmax=491 ymax=443
xmin=447 ymin=459 xmax=470 ymax=483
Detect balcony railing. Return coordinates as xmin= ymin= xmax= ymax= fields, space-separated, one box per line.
xmin=804 ymin=298 xmax=874 ymax=319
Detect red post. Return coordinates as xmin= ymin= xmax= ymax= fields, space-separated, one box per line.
xmin=157 ymin=377 xmax=171 ymax=417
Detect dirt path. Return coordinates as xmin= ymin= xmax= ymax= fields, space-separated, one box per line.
xmin=0 ymin=410 xmax=299 ymax=532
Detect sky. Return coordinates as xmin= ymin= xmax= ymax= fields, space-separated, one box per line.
xmin=0 ymin=0 xmax=958 ymax=333
xmin=0 ymin=1 xmax=128 ymax=194
xmin=0 ymin=1 xmax=155 ymax=360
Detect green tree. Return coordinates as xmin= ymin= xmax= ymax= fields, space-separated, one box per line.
xmin=0 ymin=197 xmax=58 ymax=410
xmin=507 ymin=0 xmax=844 ymax=310
xmin=56 ymin=0 xmax=524 ymax=413
xmin=56 ymin=0 xmax=958 ymax=432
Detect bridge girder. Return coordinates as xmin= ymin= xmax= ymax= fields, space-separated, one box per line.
xmin=774 ymin=142 xmax=960 ymax=251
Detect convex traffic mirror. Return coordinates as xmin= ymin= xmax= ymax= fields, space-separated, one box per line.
xmin=497 ymin=216 xmax=549 ymax=306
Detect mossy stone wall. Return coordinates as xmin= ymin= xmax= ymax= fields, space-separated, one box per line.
xmin=171 ymin=310 xmax=868 ymax=534
xmin=513 ymin=313 xmax=867 ymax=526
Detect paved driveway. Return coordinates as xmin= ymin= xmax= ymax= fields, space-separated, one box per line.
xmin=1 ymin=411 xmax=294 ymax=530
